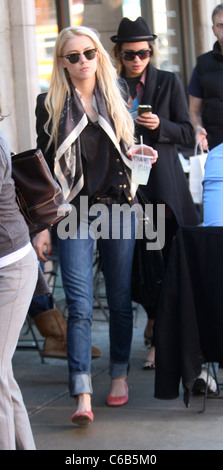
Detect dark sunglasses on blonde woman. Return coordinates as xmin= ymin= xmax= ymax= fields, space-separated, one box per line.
xmin=62 ymin=48 xmax=97 ymax=64
xmin=121 ymin=49 xmax=151 ymax=61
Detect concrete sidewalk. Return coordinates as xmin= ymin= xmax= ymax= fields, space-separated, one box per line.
xmin=13 ymin=305 xmax=223 ymax=451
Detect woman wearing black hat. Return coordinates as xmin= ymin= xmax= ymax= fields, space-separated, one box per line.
xmin=111 ymin=17 xmax=200 ymax=369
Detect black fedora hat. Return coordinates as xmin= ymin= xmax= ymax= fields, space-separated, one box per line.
xmin=110 ymin=17 xmax=157 ymax=43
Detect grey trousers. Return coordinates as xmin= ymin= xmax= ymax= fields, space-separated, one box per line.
xmin=0 ymin=247 xmax=38 ymax=450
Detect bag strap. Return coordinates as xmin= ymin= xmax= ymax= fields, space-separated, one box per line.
xmin=194 ymin=141 xmax=209 ymax=156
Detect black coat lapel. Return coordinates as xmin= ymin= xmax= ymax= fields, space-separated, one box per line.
xmin=142 ymin=64 xmax=162 ymax=111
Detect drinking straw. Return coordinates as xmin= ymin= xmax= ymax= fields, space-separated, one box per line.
xmin=140 ymin=135 xmax=144 ymax=155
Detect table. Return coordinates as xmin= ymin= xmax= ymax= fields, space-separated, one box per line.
xmin=154 ymin=226 xmax=223 ymax=407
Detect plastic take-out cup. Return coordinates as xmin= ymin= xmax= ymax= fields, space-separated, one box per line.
xmin=131 ymin=153 xmax=153 ymax=185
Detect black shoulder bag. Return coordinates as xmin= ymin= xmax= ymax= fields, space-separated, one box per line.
xmin=132 ymin=189 xmax=165 ymax=307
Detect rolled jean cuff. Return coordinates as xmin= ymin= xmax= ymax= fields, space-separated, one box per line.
xmin=69 ymin=373 xmax=93 ymax=397
xmin=109 ymin=362 xmax=130 ymax=379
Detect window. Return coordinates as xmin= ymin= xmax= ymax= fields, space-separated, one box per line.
xmin=122 ymin=0 xmax=141 ymax=18
xmin=151 ymin=0 xmax=184 ymax=78
xmin=35 ymin=0 xmax=58 ymax=92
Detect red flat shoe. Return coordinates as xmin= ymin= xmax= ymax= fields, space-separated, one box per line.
xmin=106 ymin=382 xmax=129 ymax=407
xmin=71 ymin=411 xmax=94 ymax=425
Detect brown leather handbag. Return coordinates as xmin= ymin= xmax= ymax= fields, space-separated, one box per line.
xmin=11 ymin=148 xmax=71 ymax=235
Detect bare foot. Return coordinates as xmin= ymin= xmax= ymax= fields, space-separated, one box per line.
xmin=144 ymin=318 xmax=154 ymax=344
xmin=145 ymin=346 xmax=155 ymax=363
xmin=76 ymin=393 xmax=91 ymax=413
xmin=143 ymin=346 xmax=155 ymax=369
xmin=109 ymin=377 xmax=127 ymax=397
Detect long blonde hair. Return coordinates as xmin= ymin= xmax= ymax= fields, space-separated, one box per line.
xmin=45 ymin=25 xmax=134 ymax=148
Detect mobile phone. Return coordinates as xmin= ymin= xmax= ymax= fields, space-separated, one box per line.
xmin=138 ymin=105 xmax=152 ymax=115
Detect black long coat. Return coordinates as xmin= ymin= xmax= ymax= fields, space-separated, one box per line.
xmin=133 ymin=63 xmax=199 ymax=226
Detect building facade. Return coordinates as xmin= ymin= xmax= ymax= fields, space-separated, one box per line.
xmin=0 ymin=0 xmax=220 ymax=152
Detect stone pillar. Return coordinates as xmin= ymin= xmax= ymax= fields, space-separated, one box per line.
xmin=9 ymin=0 xmax=39 ymax=151
xmin=0 ymin=0 xmax=18 ymax=149
xmin=9 ymin=0 xmax=40 ymax=152
xmin=81 ymin=0 xmax=123 ymax=53
xmin=191 ymin=0 xmax=217 ymax=58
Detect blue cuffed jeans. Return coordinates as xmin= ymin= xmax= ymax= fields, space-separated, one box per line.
xmin=57 ymin=203 xmax=136 ymax=397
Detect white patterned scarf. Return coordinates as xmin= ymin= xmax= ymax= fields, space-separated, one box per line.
xmin=54 ymin=82 xmax=133 ymax=202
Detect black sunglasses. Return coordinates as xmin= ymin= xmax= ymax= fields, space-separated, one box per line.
xmin=121 ymin=49 xmax=151 ymax=61
xmin=63 ymin=48 xmax=97 ymax=64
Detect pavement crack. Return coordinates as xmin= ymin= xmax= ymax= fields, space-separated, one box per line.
xmin=29 ymin=390 xmax=69 ymax=417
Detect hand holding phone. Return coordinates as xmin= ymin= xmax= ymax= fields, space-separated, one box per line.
xmin=138 ymin=105 xmax=152 ymax=116
xmin=137 ymin=105 xmax=160 ymax=130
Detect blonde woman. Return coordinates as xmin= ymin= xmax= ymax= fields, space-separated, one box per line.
xmin=33 ymin=25 xmax=157 ymax=425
